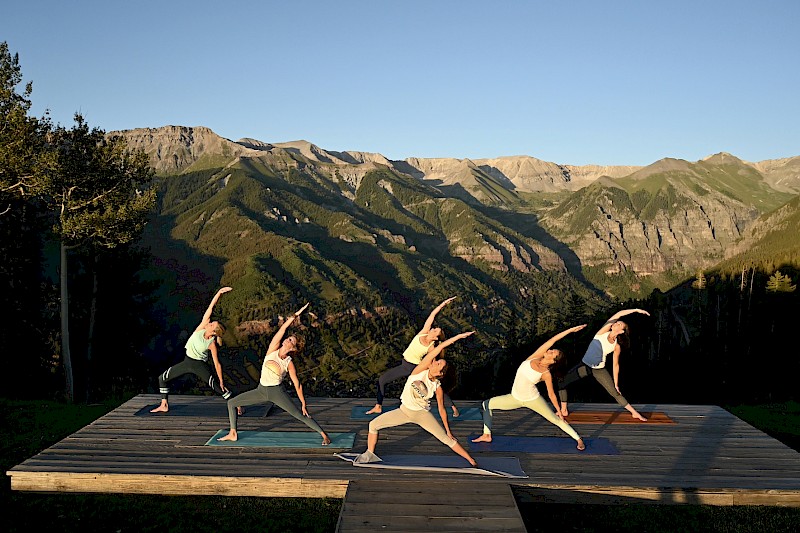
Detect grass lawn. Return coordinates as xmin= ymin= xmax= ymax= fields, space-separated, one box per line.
xmin=2 ymin=397 xmax=798 ymax=532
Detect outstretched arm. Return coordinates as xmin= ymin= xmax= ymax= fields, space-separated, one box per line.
xmin=526 ymin=324 xmax=587 ymax=361
xmin=420 ymin=296 xmax=457 ymax=335
xmin=414 ymin=331 xmax=474 ymax=373
xmin=597 ymin=308 xmax=650 ymax=335
xmin=199 ymin=287 xmax=232 ymax=329
xmin=209 ymin=342 xmax=227 ymax=392
xmin=267 ymin=303 xmax=309 ymax=353
xmin=613 ymin=343 xmax=622 ymax=393
xmin=542 ymin=372 xmax=563 ymax=420
xmin=435 ymin=387 xmax=453 ymax=437
xmin=287 ymin=361 xmax=309 ymax=416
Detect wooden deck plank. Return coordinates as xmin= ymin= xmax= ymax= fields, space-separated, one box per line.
xmin=6 ymin=395 xmax=800 ymax=509
xmin=336 ymin=480 xmax=526 ymax=532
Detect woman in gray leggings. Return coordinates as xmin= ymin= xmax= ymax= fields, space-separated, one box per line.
xmin=217 ymin=303 xmax=331 ymax=445
xmin=557 ymin=308 xmax=650 ymax=421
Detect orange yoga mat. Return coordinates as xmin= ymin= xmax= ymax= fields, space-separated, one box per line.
xmin=564 ymin=410 xmax=675 ymax=424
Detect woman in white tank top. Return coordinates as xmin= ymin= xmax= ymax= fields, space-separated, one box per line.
xmin=472 ymin=325 xmax=587 ymax=450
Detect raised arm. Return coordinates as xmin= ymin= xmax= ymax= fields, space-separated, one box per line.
xmin=526 ymin=324 xmax=587 ymax=361
xmin=199 ymin=287 xmax=232 ymax=329
xmin=420 ymin=296 xmax=457 ymax=335
xmin=267 ymin=303 xmax=309 ymax=353
xmin=597 ymin=308 xmax=650 ymax=335
xmin=414 ymin=330 xmax=474 ymax=373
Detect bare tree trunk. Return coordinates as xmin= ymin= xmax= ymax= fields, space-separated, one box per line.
xmin=85 ymin=253 xmax=99 ymax=403
xmin=60 ymin=240 xmax=74 ymax=402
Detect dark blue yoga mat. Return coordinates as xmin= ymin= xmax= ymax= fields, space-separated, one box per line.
xmin=335 ymin=452 xmax=528 ymax=478
xmin=205 ymin=430 xmax=355 ymax=448
xmin=467 ymin=435 xmax=620 ymax=455
xmin=350 ymin=405 xmax=483 ymax=421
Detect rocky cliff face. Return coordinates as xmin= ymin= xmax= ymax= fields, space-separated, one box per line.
xmin=114 ymin=125 xmax=797 ymax=285
xmin=113 ymin=126 xmax=258 ymax=173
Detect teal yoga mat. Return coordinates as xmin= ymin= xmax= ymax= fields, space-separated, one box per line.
xmin=335 ymin=452 xmax=528 ymax=478
xmin=206 ymin=430 xmax=356 ymax=448
xmin=467 ymin=435 xmax=620 ymax=455
xmin=350 ymin=405 xmax=483 ymax=421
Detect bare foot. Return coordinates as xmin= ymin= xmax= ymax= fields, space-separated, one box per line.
xmin=237 ymin=406 xmax=244 ymax=416
xmin=150 ymin=402 xmax=169 ymax=413
xmin=577 ymin=438 xmax=586 ymax=451
xmin=471 ymin=433 xmax=492 ymax=443
xmin=217 ymin=430 xmax=238 ymax=442
xmin=321 ymin=433 xmax=331 ymax=446
xmin=365 ymin=405 xmax=382 ymax=415
xmin=451 ymin=406 xmax=460 ymax=417
xmin=560 ymin=405 xmax=569 ymax=417
xmin=633 ymin=413 xmax=648 ymax=422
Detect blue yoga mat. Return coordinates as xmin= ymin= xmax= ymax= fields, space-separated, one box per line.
xmin=467 ymin=435 xmax=620 ymax=455
xmin=206 ymin=430 xmax=356 ymax=448
xmin=335 ymin=452 xmax=528 ymax=478
xmin=350 ymin=406 xmax=483 ymax=421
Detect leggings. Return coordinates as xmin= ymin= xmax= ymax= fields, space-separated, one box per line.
xmin=480 ymin=394 xmax=580 ymax=441
xmin=374 ymin=360 xmax=455 ymax=408
xmin=369 ymin=404 xmax=457 ymax=448
xmin=557 ymin=363 xmax=629 ymax=408
xmin=157 ymin=356 xmax=231 ymax=401
xmin=226 ymin=384 xmax=324 ymax=433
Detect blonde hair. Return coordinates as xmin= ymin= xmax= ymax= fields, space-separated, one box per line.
xmin=213 ymin=323 xmax=226 ymax=346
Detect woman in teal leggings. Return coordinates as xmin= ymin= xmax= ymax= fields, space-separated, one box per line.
xmin=472 ymin=324 xmax=587 ymax=450
xmin=218 ymin=303 xmax=331 ymax=445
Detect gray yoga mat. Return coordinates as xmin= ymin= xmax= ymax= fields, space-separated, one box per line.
xmin=335 ymin=452 xmax=528 ymax=478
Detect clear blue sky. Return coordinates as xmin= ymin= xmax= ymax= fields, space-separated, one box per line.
xmin=3 ymin=1 xmax=798 ymax=166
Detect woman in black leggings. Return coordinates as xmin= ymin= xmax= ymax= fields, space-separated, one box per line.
xmin=151 ymin=287 xmax=234 ymax=413
xmin=557 ymin=308 xmax=650 ymax=421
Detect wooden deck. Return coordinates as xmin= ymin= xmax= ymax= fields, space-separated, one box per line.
xmin=7 ymin=394 xmax=800 ymax=531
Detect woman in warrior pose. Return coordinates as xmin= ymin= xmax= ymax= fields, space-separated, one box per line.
xmin=558 ymin=309 xmax=650 ymax=421
xmin=472 ymin=325 xmax=587 ymax=450
xmin=151 ymin=287 xmax=234 ymax=413
xmin=218 ymin=304 xmax=331 ymax=445
xmin=366 ymin=296 xmax=459 ymax=416
xmin=356 ymin=330 xmax=478 ymax=466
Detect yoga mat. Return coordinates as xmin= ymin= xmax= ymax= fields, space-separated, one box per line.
xmin=350 ymin=406 xmax=483 ymax=421
xmin=467 ymin=435 xmax=620 ymax=455
xmin=135 ymin=403 xmax=273 ymax=417
xmin=335 ymin=452 xmax=528 ymax=478
xmin=205 ymin=430 xmax=356 ymax=448
xmin=565 ymin=411 xmax=675 ymax=424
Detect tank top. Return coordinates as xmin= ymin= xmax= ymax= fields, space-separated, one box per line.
xmin=185 ymin=329 xmax=214 ymax=362
xmin=402 ymin=333 xmax=432 ymax=364
xmin=400 ymin=369 xmax=440 ymax=411
xmin=581 ymin=332 xmax=617 ymax=369
xmin=260 ymin=350 xmax=292 ymax=387
xmin=510 ymin=360 xmax=544 ymax=401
